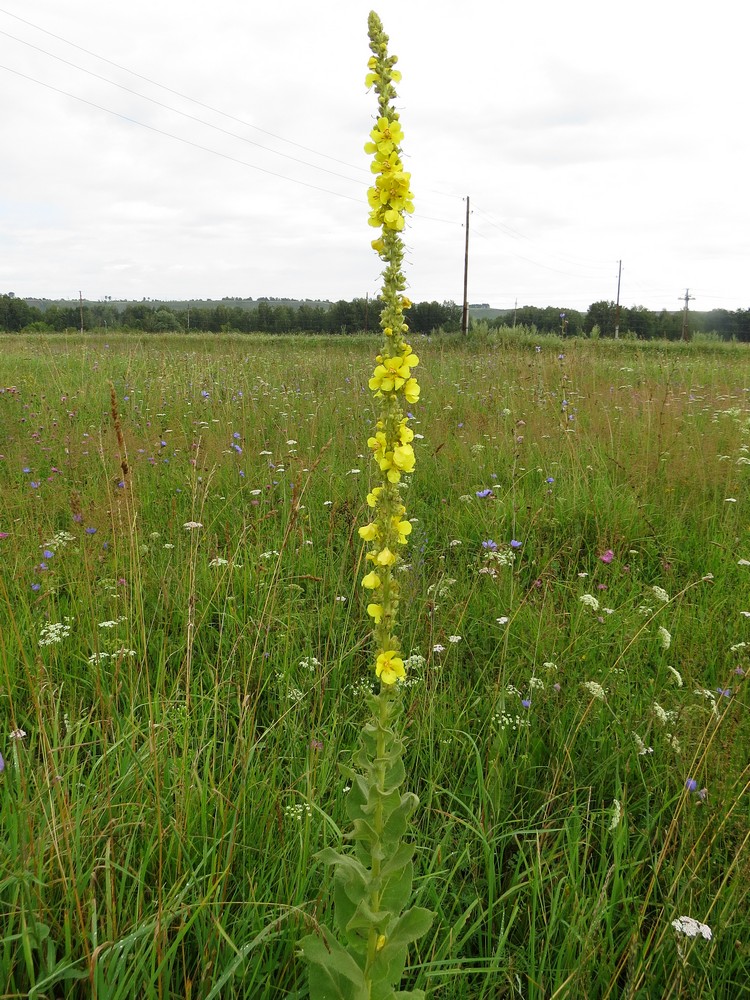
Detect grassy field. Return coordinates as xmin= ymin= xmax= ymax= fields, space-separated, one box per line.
xmin=0 ymin=330 xmax=748 ymax=998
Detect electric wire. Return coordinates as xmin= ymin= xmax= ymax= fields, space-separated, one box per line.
xmin=0 ymin=64 xmax=363 ymax=204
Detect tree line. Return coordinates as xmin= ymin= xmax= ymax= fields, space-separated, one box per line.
xmin=2 ymin=294 xmax=750 ymax=340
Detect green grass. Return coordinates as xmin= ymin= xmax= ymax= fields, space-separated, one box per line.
xmin=0 ymin=330 xmax=748 ymax=998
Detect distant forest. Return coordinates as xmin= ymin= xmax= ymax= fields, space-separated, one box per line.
xmin=2 ymin=293 xmax=750 ymax=340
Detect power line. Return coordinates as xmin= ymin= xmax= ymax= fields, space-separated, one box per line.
xmin=0 ymin=64 xmax=363 ymax=204
xmin=0 ymin=5 xmax=367 ymax=175
xmin=1 ymin=27 xmax=366 ymax=187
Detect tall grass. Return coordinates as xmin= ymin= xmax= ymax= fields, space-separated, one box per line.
xmin=0 ymin=332 xmax=748 ymax=997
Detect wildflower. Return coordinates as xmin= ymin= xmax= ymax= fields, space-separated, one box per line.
xmin=496 ymin=616 xmax=509 ymax=625
xmin=672 ymin=916 xmax=712 ymax=941
xmin=375 ymin=650 xmax=406 ymax=685
xmin=432 ymin=643 xmax=445 ymax=653
xmin=666 ymin=665 xmax=683 ymax=687
xmin=9 ymin=729 xmax=26 ymax=740
xmin=482 ymin=540 xmax=498 ymax=551
xmin=183 ymin=521 xmax=203 ymax=530
xmin=475 ymin=488 xmax=493 ymax=498
xmin=632 ymin=732 xmax=654 ymax=755
xmin=608 ymin=799 xmax=622 ymax=831
xmin=448 ymin=635 xmax=462 ymax=643
xmin=653 ymin=702 xmax=676 ymax=725
xmin=580 ymin=594 xmax=600 ymax=611
xmin=582 ymin=680 xmax=606 ymax=701
xmin=652 ymin=585 xmax=670 ymax=603
xmin=0 ymin=751 xmax=3 ymax=772
xmin=658 ymin=626 xmax=672 ymax=649
xmin=685 ymin=778 xmax=698 ymax=792
xmin=599 ymin=549 xmax=614 ymax=563
xmin=510 ymin=539 xmax=522 ymax=549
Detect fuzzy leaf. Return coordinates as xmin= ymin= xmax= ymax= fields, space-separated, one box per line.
xmin=298 ymin=927 xmax=368 ymax=1000
xmin=380 ymin=860 xmax=413 ymax=914
xmin=381 ymin=906 xmax=434 ymax=953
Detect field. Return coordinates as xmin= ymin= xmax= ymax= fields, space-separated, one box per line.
xmin=0 ymin=330 xmax=748 ymax=998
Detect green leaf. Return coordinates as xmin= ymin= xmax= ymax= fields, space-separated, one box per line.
xmin=298 ymin=927 xmax=368 ymax=1000
xmin=382 ymin=906 xmax=435 ymax=952
xmin=380 ymin=860 xmax=413 ymax=914
xmin=380 ymin=842 xmax=415 ymax=877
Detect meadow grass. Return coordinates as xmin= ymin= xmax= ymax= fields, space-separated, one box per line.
xmin=0 ymin=330 xmax=748 ymax=998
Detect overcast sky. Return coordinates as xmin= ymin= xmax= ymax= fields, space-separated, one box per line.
xmin=1 ymin=0 xmax=747 ymax=312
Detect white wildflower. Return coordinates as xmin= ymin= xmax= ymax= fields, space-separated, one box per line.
xmin=39 ymin=618 xmax=73 ymax=647
xmin=653 ymin=702 xmax=677 ymax=725
xmin=666 ymin=732 xmax=682 ymax=753
xmin=652 ymin=585 xmax=670 ymax=603
xmin=209 ymin=557 xmax=229 ymax=567
xmin=529 ymin=676 xmax=545 ymax=690
xmin=183 ymin=521 xmax=203 ymax=530
xmin=496 ymin=616 xmax=509 ymax=625
xmin=658 ymin=626 xmax=672 ymax=649
xmin=608 ymin=799 xmax=623 ymax=831
xmin=542 ymin=661 xmax=557 ymax=671
xmin=672 ymin=916 xmax=712 ymax=941
xmin=493 ymin=711 xmax=530 ymax=731
xmin=666 ymin=666 xmax=683 ymax=687
xmin=284 ymin=802 xmax=312 ymax=820
xmin=582 ymin=681 xmax=606 ymax=701
xmin=580 ymin=594 xmax=600 ymax=611
xmin=448 ymin=635 xmax=462 ymax=644
xmin=9 ymin=729 xmax=27 ymax=740
xmin=632 ymin=732 xmax=654 ymax=755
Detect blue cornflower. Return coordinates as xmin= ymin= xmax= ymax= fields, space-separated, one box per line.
xmin=482 ymin=540 xmax=498 ymax=551
xmin=476 ymin=488 xmax=493 ymax=498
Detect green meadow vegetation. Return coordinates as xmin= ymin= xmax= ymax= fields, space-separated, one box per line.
xmin=0 ymin=329 xmax=748 ymax=998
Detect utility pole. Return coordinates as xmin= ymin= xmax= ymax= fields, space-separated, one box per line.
xmin=79 ymin=290 xmax=84 ymax=334
xmin=461 ymin=196 xmax=470 ymax=336
xmin=513 ymin=297 xmax=517 ymax=329
xmin=680 ymin=288 xmax=694 ymax=341
xmin=614 ymin=259 xmax=622 ymax=339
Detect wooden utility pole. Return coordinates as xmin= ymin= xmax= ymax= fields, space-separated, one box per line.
xmin=513 ymin=297 xmax=517 ymax=329
xmin=680 ymin=288 xmax=694 ymax=341
xmin=79 ymin=290 xmax=84 ymax=334
xmin=461 ymin=196 xmax=470 ymax=336
xmin=614 ymin=260 xmax=622 ymax=339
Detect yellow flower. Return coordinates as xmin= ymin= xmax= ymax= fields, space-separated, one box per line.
xmin=367 ymin=603 xmax=384 ymax=624
xmin=392 ymin=443 xmax=415 ymax=474
xmin=362 ymin=571 xmax=381 ymax=590
xmin=383 ymin=207 xmax=405 ymax=231
xmin=366 ymin=487 xmax=383 ymax=508
xmin=392 ymin=518 xmax=412 ymax=544
xmin=358 ymin=523 xmax=379 ymax=542
xmin=368 ymin=353 xmax=418 ymax=394
xmin=367 ymin=430 xmax=387 ymax=457
xmin=375 ymin=650 xmax=406 ymax=685
xmin=370 ymin=150 xmax=402 ymax=176
xmin=398 ymin=419 xmax=414 ymax=445
xmin=375 ymin=547 xmax=397 ymax=567
xmin=403 ymin=378 xmax=420 ymax=404
xmin=368 ymin=117 xmax=404 ymax=154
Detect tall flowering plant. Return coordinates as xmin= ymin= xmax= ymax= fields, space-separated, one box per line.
xmin=299 ymin=13 xmax=432 ymax=1000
